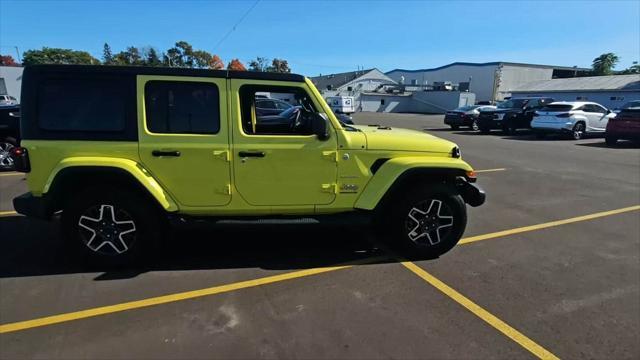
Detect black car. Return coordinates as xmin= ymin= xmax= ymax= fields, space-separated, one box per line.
xmin=255 ymin=98 xmax=293 ymax=116
xmin=477 ymin=97 xmax=554 ymax=134
xmin=0 ymin=105 xmax=20 ymax=171
xmin=444 ymin=105 xmax=495 ymax=130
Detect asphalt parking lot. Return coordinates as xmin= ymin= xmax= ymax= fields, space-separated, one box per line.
xmin=1 ymin=112 xmax=639 ymax=359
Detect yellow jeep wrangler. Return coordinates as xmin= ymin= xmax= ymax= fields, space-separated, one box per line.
xmin=12 ymin=65 xmax=485 ymax=264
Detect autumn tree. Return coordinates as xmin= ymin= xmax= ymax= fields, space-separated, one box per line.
xmin=0 ymin=55 xmax=19 ymax=66
xmin=192 ymin=50 xmax=212 ymax=69
xmin=227 ymin=58 xmax=247 ymax=71
xmin=22 ymin=47 xmax=98 ymax=65
xmin=209 ymin=55 xmax=224 ymax=70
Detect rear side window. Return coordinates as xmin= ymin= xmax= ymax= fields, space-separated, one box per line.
xmin=38 ymin=78 xmax=126 ymax=132
xmin=145 ymin=81 xmax=220 ymax=134
xmin=541 ymin=104 xmax=574 ymax=112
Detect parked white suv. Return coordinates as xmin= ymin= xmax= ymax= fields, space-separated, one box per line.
xmin=0 ymin=95 xmax=18 ymax=106
xmin=531 ymin=101 xmax=615 ymax=140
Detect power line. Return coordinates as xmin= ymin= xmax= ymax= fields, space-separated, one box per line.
xmin=212 ymin=0 xmax=260 ymax=52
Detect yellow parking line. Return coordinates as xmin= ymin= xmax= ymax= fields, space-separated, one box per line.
xmin=401 ymin=261 xmax=559 ymax=360
xmin=475 ymin=168 xmax=506 ymax=173
xmin=460 ymin=205 xmax=640 ymax=245
xmin=0 ymin=255 xmax=388 ymax=334
xmin=0 ymin=210 xmax=18 ymax=217
xmin=0 ymin=172 xmax=23 ymax=177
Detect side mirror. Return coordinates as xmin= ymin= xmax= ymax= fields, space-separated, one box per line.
xmin=312 ymin=113 xmax=330 ymax=141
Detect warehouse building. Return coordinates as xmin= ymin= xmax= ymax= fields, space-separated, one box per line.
xmin=386 ymin=62 xmax=590 ymax=103
xmin=505 ymin=74 xmax=640 ymax=110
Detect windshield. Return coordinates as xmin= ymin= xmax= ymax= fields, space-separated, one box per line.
xmin=497 ymin=99 xmax=528 ymax=109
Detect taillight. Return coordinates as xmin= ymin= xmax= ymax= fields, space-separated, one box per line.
xmin=10 ymin=147 xmax=31 ymax=173
xmin=556 ymin=112 xmax=571 ymax=118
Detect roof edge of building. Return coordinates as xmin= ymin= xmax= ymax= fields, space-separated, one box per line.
xmin=386 ymin=61 xmax=590 ymax=74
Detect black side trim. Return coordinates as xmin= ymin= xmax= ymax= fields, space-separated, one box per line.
xmin=370 ymin=158 xmax=390 ymax=174
xmin=13 ymin=192 xmax=53 ymax=220
xmin=23 ymin=64 xmax=305 ymax=82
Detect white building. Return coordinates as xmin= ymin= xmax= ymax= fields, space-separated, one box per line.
xmin=386 ymin=62 xmax=590 ymax=103
xmin=506 ymin=74 xmax=640 ymax=110
xmin=311 ymin=68 xmax=397 ymax=110
xmin=0 ymin=66 xmax=24 ymax=102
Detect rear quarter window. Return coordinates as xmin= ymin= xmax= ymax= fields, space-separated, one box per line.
xmin=38 ymin=78 xmax=126 ymax=132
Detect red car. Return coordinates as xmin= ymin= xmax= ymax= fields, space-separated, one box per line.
xmin=606 ymin=100 xmax=640 ymax=146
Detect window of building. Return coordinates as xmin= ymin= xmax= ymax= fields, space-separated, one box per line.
xmin=381 ymin=99 xmax=385 ymax=105
xmin=38 ymin=78 xmax=126 ymax=132
xmin=239 ymin=85 xmax=318 ymax=136
xmin=411 ymin=79 xmax=418 ymax=85
xmin=144 ymin=81 xmax=220 ymax=134
xmin=347 ymin=86 xmax=353 ymax=91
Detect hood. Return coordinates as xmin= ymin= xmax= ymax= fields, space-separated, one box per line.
xmin=351 ymin=125 xmax=457 ymax=153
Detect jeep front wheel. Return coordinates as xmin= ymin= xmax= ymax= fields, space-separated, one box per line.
xmin=387 ymin=185 xmax=467 ymax=258
xmin=62 ymin=186 xmax=165 ymax=266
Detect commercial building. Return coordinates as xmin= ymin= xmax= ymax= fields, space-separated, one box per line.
xmin=506 ymin=74 xmax=640 ymax=109
xmin=0 ymin=66 xmax=24 ymax=102
xmin=386 ymin=62 xmax=590 ymax=103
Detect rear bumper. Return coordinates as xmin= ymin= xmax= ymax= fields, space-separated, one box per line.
xmin=13 ymin=192 xmax=53 ymax=220
xmin=531 ymin=121 xmax=574 ymax=132
xmin=457 ymin=180 xmax=486 ymax=207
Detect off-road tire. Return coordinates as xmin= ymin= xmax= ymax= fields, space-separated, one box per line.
xmin=380 ymin=184 xmax=467 ymax=258
xmin=62 ymin=185 xmax=166 ymax=267
xmin=0 ymin=137 xmax=17 ymax=171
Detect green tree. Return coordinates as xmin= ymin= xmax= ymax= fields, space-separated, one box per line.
xmin=192 ymin=50 xmax=213 ymax=69
xmin=248 ymin=57 xmax=269 ymax=72
xmin=22 ymin=47 xmax=98 ymax=65
xmin=267 ymin=58 xmax=291 ymax=73
xmin=619 ymin=63 xmax=640 ymax=74
xmin=113 ymin=46 xmax=143 ymax=66
xmin=143 ymin=47 xmax=162 ymax=66
xmin=592 ymin=53 xmax=620 ymax=75
xmin=102 ymin=43 xmax=114 ymax=65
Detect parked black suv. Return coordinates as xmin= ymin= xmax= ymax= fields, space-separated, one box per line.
xmin=477 ymin=97 xmax=554 ymax=134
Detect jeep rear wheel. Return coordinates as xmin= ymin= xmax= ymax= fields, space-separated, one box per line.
xmin=385 ymin=185 xmax=467 ymax=258
xmin=62 ymin=186 xmax=165 ymax=266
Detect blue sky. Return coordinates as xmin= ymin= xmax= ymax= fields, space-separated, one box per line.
xmin=1 ymin=0 xmax=638 ymax=76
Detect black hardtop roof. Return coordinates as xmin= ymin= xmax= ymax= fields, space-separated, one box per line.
xmin=24 ymin=64 xmax=306 ymax=82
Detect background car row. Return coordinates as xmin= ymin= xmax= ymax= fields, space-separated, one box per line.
xmin=444 ymin=99 xmax=640 ymax=145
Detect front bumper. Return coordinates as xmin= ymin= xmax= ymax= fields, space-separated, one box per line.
xmin=456 ymin=179 xmax=486 ymax=207
xmin=13 ymin=192 xmax=53 ymax=220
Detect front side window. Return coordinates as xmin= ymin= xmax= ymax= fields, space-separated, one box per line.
xmin=239 ymin=85 xmax=318 ymax=136
xmin=38 ymin=78 xmax=126 ymax=132
xmin=145 ymin=81 xmax=220 ymax=134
